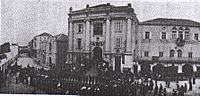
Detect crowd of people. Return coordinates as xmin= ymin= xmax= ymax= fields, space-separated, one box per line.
xmin=1 ymin=56 xmax=199 ymax=96
xmin=2 ymin=59 xmax=165 ymax=96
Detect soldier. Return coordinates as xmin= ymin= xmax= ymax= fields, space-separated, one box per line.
xmin=0 ymin=69 xmax=3 ymax=90
xmin=154 ymin=83 xmax=158 ymax=95
xmin=16 ymin=71 xmax=20 ymax=84
xmin=193 ymin=76 xmax=196 ymax=84
xmin=184 ymin=83 xmax=187 ymax=93
xmin=163 ymin=88 xmax=167 ymax=96
xmin=176 ymin=83 xmax=180 ymax=91
xmin=178 ymin=85 xmax=184 ymax=96
xmin=172 ymin=89 xmax=178 ymax=96
xmin=25 ymin=73 xmax=29 ymax=84
xmin=149 ymin=79 xmax=154 ymax=91
xmin=189 ymin=80 xmax=192 ymax=91
xmin=159 ymin=84 xmax=163 ymax=91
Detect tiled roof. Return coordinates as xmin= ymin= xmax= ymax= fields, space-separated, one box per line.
xmin=38 ymin=32 xmax=52 ymax=37
xmin=139 ymin=18 xmax=200 ymax=27
xmin=54 ymin=34 xmax=68 ymax=41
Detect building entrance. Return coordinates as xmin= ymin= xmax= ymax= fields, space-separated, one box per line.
xmin=93 ymin=47 xmax=102 ymax=60
xmin=115 ymin=56 xmax=121 ymax=72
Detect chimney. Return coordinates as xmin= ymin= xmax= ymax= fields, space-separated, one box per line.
xmin=86 ymin=4 xmax=89 ymax=8
xmin=128 ymin=3 xmax=132 ymax=7
xmin=69 ymin=7 xmax=73 ymax=12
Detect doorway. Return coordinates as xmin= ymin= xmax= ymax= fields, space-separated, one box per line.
xmin=115 ymin=55 xmax=121 ymax=72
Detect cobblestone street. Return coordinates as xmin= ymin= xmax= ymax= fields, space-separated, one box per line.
xmin=0 ymin=74 xmax=45 ymax=94
xmin=0 ymin=56 xmax=46 ymax=94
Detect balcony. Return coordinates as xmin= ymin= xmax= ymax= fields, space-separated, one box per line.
xmin=141 ymin=39 xmax=151 ymax=43
xmin=136 ymin=56 xmax=200 ymax=64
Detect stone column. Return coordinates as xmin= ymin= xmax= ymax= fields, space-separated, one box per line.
xmin=176 ymin=31 xmax=179 ymax=38
xmin=85 ymin=19 xmax=90 ymax=51
xmin=68 ymin=21 xmax=73 ymax=52
xmin=68 ymin=20 xmax=74 ymax=62
xmin=126 ymin=17 xmax=132 ymax=52
xmin=105 ymin=17 xmax=111 ymax=52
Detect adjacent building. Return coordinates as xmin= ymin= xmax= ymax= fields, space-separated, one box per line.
xmin=46 ymin=34 xmax=68 ymax=69
xmin=137 ymin=18 xmax=200 ymax=73
xmin=36 ymin=33 xmax=52 ymax=66
xmin=68 ymin=3 xmax=138 ymax=72
xmin=29 ymin=32 xmax=68 ymax=69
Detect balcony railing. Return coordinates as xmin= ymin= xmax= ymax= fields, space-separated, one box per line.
xmin=141 ymin=39 xmax=200 ymax=45
xmin=136 ymin=56 xmax=200 ymax=63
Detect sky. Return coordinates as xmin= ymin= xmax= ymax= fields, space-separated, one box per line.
xmin=1 ymin=0 xmax=200 ymax=45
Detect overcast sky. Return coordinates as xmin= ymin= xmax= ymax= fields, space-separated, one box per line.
xmin=1 ymin=0 xmax=200 ymax=45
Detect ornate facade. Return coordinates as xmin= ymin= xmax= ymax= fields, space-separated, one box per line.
xmin=68 ymin=3 xmax=138 ymax=72
xmin=68 ymin=3 xmax=200 ymax=73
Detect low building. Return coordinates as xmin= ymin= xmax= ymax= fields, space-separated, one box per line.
xmin=29 ymin=32 xmax=68 ymax=69
xmin=29 ymin=32 xmax=52 ymax=67
xmin=46 ymin=34 xmax=68 ymax=69
xmin=29 ymin=37 xmax=37 ymax=58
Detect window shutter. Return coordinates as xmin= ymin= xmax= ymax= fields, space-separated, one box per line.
xmin=160 ymin=32 xmax=162 ymax=39
xmin=143 ymin=32 xmax=145 ymax=39
xmin=149 ymin=32 xmax=152 ymax=39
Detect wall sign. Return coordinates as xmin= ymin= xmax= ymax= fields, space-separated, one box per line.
xmin=90 ymin=41 xmax=104 ymax=46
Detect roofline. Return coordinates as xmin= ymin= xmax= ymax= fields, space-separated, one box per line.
xmin=138 ymin=23 xmax=200 ymax=27
xmin=139 ymin=18 xmax=200 ymax=27
xmin=68 ymin=3 xmax=134 ymax=16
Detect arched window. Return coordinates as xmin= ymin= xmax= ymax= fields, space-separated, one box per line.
xmin=178 ymin=27 xmax=183 ymax=30
xmin=172 ymin=26 xmax=177 ymax=39
xmin=178 ymin=27 xmax=183 ymax=40
xmin=49 ymin=43 xmax=52 ymax=51
xmin=170 ymin=50 xmax=175 ymax=57
xmin=172 ymin=26 xmax=177 ymax=30
xmin=185 ymin=27 xmax=190 ymax=40
xmin=177 ymin=50 xmax=182 ymax=58
xmin=185 ymin=27 xmax=190 ymax=31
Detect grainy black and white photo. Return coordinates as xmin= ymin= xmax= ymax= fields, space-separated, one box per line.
xmin=1 ymin=0 xmax=200 ymax=96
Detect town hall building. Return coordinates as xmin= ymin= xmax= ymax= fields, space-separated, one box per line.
xmin=67 ymin=3 xmax=138 ymax=72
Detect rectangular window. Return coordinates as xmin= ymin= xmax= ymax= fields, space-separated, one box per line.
xmin=35 ymin=42 xmax=37 ymax=48
xmin=115 ymin=21 xmax=123 ymax=32
xmin=170 ymin=50 xmax=175 ymax=58
xmin=185 ymin=32 xmax=190 ymax=40
xmin=162 ymin=32 xmax=166 ymax=39
xmin=93 ymin=22 xmax=103 ymax=35
xmin=195 ymin=33 xmax=198 ymax=40
xmin=49 ymin=57 xmax=52 ymax=64
xmin=177 ymin=50 xmax=182 ymax=58
xmin=145 ymin=32 xmax=150 ymax=39
xmin=159 ymin=52 xmax=163 ymax=57
xmin=172 ymin=31 xmax=177 ymax=39
xmin=122 ymin=55 xmax=125 ymax=64
xmin=116 ymin=38 xmax=122 ymax=48
xmin=78 ymin=24 xmax=83 ymax=33
xmin=188 ymin=52 xmax=192 ymax=58
xmin=77 ymin=38 xmax=82 ymax=49
xmin=49 ymin=43 xmax=51 ymax=51
xmin=144 ymin=51 xmax=149 ymax=57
